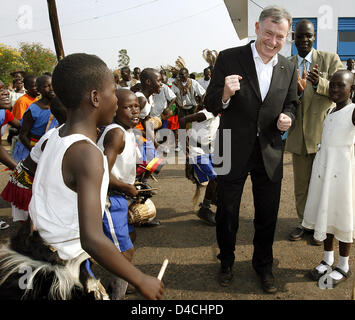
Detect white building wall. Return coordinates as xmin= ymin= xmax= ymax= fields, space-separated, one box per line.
xmin=247 ymin=0 xmax=355 ymax=59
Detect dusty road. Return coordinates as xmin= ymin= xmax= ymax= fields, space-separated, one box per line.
xmin=0 ymin=149 xmax=354 ymax=301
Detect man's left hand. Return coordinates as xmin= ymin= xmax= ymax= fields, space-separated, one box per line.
xmin=306 ymin=63 xmax=320 ymax=86
xmin=277 ymin=113 xmax=292 ymax=132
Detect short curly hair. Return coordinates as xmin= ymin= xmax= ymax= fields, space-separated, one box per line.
xmin=52 ymin=53 xmax=110 ymax=110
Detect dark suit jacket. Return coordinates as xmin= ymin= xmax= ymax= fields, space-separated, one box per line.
xmin=205 ymin=42 xmax=298 ymax=182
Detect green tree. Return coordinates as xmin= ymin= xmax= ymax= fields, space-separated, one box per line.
xmin=0 ymin=43 xmax=25 ymax=85
xmin=19 ymin=42 xmax=57 ymax=76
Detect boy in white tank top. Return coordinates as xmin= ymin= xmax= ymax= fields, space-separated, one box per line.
xmin=97 ymin=89 xmax=140 ymax=299
xmin=29 ymin=54 xmax=163 ymax=300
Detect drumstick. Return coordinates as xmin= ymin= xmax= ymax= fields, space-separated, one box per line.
xmin=136 ymin=188 xmax=158 ymax=192
xmin=157 ymin=259 xmax=169 ymax=281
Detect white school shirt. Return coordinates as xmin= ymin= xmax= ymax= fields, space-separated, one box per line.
xmin=198 ymin=78 xmax=210 ymax=90
xmin=29 ymin=132 xmax=109 ymax=260
xmin=151 ymin=84 xmax=176 ymax=117
xmin=9 ymin=91 xmax=25 ymax=107
xmin=97 ymin=123 xmax=137 ymax=185
xmin=171 ymin=79 xmax=206 ymax=110
xmin=117 ymin=80 xmax=133 ymax=89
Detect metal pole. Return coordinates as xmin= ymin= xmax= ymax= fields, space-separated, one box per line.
xmin=47 ymin=0 xmax=65 ymax=60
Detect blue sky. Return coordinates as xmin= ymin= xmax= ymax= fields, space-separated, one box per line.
xmin=1 ymin=0 xmax=243 ymax=73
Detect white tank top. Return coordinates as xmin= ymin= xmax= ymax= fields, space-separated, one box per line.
xmin=29 ymin=132 xmax=109 ymax=260
xmin=30 ymin=125 xmax=64 ymax=163
xmin=97 ymin=123 xmax=137 ymax=185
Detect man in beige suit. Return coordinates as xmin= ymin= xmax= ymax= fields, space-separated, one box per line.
xmin=285 ymin=19 xmax=344 ymax=244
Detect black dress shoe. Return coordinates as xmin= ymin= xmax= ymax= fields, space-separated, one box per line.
xmin=197 ymin=205 xmax=216 ymax=226
xmin=259 ymin=272 xmax=277 ymax=294
xmin=289 ymin=226 xmax=305 ymax=241
xmin=218 ymin=266 xmax=233 ymax=287
xmin=310 ymin=236 xmax=323 ymax=246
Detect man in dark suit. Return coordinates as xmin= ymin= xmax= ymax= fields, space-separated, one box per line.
xmin=205 ymin=5 xmax=298 ymax=293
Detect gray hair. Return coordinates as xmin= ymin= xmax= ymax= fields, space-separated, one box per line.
xmin=258 ymin=5 xmax=292 ymax=30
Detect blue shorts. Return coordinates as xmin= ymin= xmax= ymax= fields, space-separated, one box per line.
xmin=191 ymin=154 xmax=217 ymax=184
xmin=103 ymin=195 xmax=134 ymax=252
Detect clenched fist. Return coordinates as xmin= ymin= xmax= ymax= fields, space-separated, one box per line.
xmin=277 ymin=113 xmax=292 ymax=132
xmin=222 ymin=75 xmax=242 ymax=103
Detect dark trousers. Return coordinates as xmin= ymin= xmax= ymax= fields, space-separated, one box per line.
xmin=216 ymin=140 xmax=282 ymax=275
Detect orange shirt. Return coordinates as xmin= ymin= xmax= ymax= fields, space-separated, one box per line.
xmin=12 ymin=94 xmax=38 ymax=120
xmin=136 ymin=121 xmax=147 ymax=142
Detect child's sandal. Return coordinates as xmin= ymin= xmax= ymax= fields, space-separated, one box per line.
xmin=329 ymin=267 xmax=352 ymax=288
xmin=309 ymin=260 xmax=331 ymax=281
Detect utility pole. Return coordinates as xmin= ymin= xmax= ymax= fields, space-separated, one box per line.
xmin=47 ymin=0 xmax=65 ymax=60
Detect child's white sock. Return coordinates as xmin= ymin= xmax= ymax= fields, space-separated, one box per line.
xmin=324 ymin=250 xmax=335 ymax=266
xmin=329 ymin=256 xmax=349 ymax=281
xmin=315 ymin=251 xmax=334 ymax=273
xmin=337 ymin=255 xmax=350 ymax=272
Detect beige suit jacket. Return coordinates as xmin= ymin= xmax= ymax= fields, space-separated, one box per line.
xmin=285 ymin=50 xmax=344 ymax=155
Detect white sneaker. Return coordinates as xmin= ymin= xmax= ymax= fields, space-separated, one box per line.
xmin=174 ymin=146 xmax=181 ymax=152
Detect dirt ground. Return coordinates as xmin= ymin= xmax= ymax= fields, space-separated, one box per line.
xmin=0 ymin=143 xmax=354 ymax=301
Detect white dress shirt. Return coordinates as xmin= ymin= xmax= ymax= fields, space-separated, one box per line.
xmin=222 ymin=41 xmax=278 ymax=108
xmin=251 ymin=41 xmax=278 ymax=101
